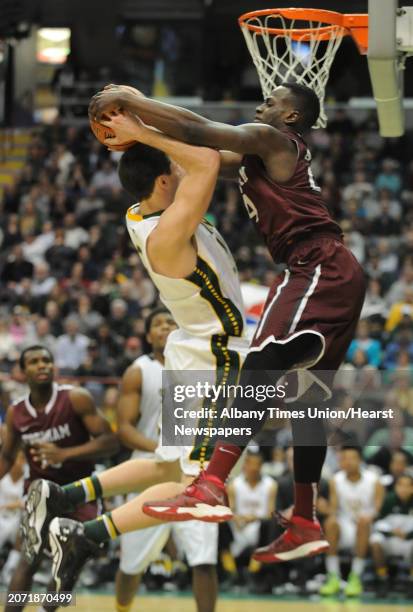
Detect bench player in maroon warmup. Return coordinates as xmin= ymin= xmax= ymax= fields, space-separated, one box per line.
xmin=0 ymin=345 xmax=118 ymax=609
xmin=90 ymin=82 xmax=366 ymax=563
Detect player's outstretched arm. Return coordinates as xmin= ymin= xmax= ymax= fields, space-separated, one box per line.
xmin=0 ymin=407 xmax=21 ymax=480
xmin=116 ymin=364 xmax=158 ymax=453
xmin=90 ymin=85 xmax=292 ymax=159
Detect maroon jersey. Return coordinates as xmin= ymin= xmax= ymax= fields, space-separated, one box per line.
xmin=238 ymin=128 xmax=342 ymax=264
xmin=12 ymin=383 xmax=95 ymax=492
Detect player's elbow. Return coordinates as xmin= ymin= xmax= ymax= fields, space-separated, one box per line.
xmin=194 ymin=148 xmax=220 ymax=174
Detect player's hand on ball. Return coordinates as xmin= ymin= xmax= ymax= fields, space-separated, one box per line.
xmin=100 ymin=111 xmax=147 ymax=146
xmin=104 ymin=83 xmax=145 ymax=98
xmin=89 ymin=84 xmax=144 ymax=121
xmin=30 ymin=441 xmax=68 ymax=466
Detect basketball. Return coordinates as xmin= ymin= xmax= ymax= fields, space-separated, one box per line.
xmin=89 ymin=117 xmax=136 ymax=151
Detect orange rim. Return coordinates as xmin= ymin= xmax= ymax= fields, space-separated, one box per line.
xmin=238 ymin=8 xmax=368 ymax=53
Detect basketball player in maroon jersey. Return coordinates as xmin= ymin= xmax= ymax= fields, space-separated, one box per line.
xmin=0 ymin=345 xmax=118 ymax=609
xmin=89 ymin=82 xmax=366 ymax=563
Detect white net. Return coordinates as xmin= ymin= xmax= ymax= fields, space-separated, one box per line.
xmin=239 ymin=12 xmax=346 ymax=128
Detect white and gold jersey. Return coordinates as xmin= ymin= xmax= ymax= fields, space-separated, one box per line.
xmin=126 ymin=205 xmax=249 ymax=476
xmin=126 ymin=205 xmax=247 ymax=342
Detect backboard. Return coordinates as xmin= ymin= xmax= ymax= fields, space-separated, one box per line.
xmin=368 ymin=0 xmax=413 ymax=137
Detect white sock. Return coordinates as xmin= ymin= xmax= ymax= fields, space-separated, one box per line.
xmin=351 ymin=557 xmax=365 ymax=576
xmin=326 ymin=555 xmax=340 ymax=576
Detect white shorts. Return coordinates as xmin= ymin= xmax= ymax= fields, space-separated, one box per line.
xmin=164 ymin=328 xmax=249 ymax=371
xmin=370 ymin=532 xmax=413 ymax=562
xmin=120 ymin=494 xmax=218 ymax=574
xmin=159 ymin=328 xmax=249 ymax=476
xmin=337 ymin=517 xmax=357 ymax=550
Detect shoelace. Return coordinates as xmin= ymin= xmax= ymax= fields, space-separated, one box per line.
xmin=185 ymin=471 xmax=206 ymax=495
xmin=273 ymin=510 xmax=291 ymax=530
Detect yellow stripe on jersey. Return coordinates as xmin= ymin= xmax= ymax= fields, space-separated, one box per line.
xmin=126 ymin=209 xmax=143 ymax=222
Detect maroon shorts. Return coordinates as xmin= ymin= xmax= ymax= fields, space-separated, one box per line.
xmin=251 ymin=236 xmax=366 ymax=393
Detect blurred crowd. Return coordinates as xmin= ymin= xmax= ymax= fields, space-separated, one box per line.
xmin=1 ymin=109 xmax=413 ymax=598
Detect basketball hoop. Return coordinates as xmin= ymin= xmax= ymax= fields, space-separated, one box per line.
xmin=238 ymin=8 xmax=368 ymax=128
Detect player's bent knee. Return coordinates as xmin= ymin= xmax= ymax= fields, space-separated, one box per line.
xmin=357 ymin=516 xmax=371 ymax=528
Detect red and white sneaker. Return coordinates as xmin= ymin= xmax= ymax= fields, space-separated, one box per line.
xmin=142 ymin=472 xmax=233 ymax=522
xmin=253 ymin=514 xmax=329 ymax=563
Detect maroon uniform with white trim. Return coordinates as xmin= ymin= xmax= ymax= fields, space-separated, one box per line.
xmin=238 ymin=129 xmax=365 ymax=392
xmin=12 ymin=383 xmax=97 ymax=521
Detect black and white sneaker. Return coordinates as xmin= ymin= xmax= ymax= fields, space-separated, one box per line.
xmin=21 ymin=479 xmax=70 ymax=567
xmin=49 ymin=518 xmax=99 ymax=593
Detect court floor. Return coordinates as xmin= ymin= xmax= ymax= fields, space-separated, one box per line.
xmin=73 ymin=593 xmax=413 ymax=612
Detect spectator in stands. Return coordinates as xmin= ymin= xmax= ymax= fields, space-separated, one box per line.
xmin=262 ymin=447 xmax=286 ymax=480
xmin=360 ymin=279 xmax=387 ymax=320
xmin=63 ymin=212 xmax=89 ymax=250
xmin=1 ymin=246 xmax=33 ymax=285
xmin=93 ymin=323 xmax=122 ymax=370
xmin=32 ymin=318 xmax=57 ymax=356
xmin=320 ymin=447 xmax=384 ymax=597
xmin=45 ymin=228 xmax=76 ymax=278
xmin=55 ymin=316 xmax=89 ymax=373
xmin=370 ymin=474 xmax=413 ymax=597
xmin=115 ymin=336 xmax=142 ymax=375
xmin=386 ymin=262 xmax=413 ymax=307
xmin=365 ymin=407 xmax=413 ymax=471
xmin=108 ymin=299 xmax=133 ymax=339
xmin=90 ymin=159 xmax=121 ymax=195
xmin=383 ymin=323 xmax=413 ymax=370
xmin=347 ymin=319 xmax=381 ymax=367
xmin=342 ymin=171 xmax=373 ymax=203
xmin=219 ymin=452 xmax=276 ymax=585
xmin=375 ymin=159 xmax=402 ymax=195
xmin=386 ymin=289 xmax=413 ymax=333
xmin=381 ymin=450 xmax=411 ymax=491
xmin=43 ymin=300 xmax=64 ymax=337
xmin=54 ymin=143 xmax=75 ymax=186
xmin=370 ymin=199 xmax=401 ymax=236
xmin=30 ymin=262 xmax=56 ymax=298
xmin=77 ymin=245 xmax=100 ymax=282
xmin=76 ymin=294 xmax=103 ymax=335
xmin=2 ymin=215 xmax=22 ymax=251
xmin=8 ymin=306 xmax=35 ymax=350
xmin=0 ymin=320 xmax=19 ymax=366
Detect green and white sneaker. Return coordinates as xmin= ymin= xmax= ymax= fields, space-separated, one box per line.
xmin=344 ymin=572 xmax=363 ymax=597
xmin=320 ymin=572 xmax=341 ymax=596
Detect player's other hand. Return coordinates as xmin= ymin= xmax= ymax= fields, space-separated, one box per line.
xmin=30 ymin=441 xmax=68 ymax=466
xmin=89 ymin=84 xmax=144 ymax=121
xmin=104 ymin=84 xmax=145 ymax=97
xmin=101 ymin=110 xmax=148 ymax=146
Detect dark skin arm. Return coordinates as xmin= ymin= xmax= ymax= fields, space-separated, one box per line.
xmin=31 ymin=388 xmax=119 ymax=465
xmin=219 ymin=151 xmax=243 ymax=181
xmin=116 ymin=364 xmax=158 ymax=453
xmin=89 ymin=86 xmax=297 ymax=182
xmin=0 ymin=408 xmax=21 ymax=480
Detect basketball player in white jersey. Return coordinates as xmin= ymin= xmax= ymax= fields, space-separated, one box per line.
xmin=116 ymin=307 xmax=218 ymax=612
xmin=321 ymin=446 xmax=384 ymax=598
xmin=228 ymin=451 xmax=276 ymax=560
xmin=22 ymin=111 xmax=249 ymax=594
